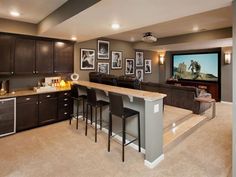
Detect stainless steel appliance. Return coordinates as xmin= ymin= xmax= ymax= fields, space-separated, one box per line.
xmin=0 ymin=98 xmax=16 ymax=137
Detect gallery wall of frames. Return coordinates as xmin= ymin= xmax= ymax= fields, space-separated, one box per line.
xmin=79 ymin=39 xmax=154 ymax=82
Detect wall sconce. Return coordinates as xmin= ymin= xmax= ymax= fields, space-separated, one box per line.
xmin=160 ymin=55 xmax=165 ymax=65
xmin=224 ymin=53 xmax=231 ymax=64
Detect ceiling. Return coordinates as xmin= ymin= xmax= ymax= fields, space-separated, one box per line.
xmin=39 ymin=0 xmax=233 ymax=42
xmin=134 ymin=38 xmax=233 ymax=52
xmin=107 ymin=6 xmax=232 ymax=42
xmin=0 ymin=0 xmax=67 ymax=24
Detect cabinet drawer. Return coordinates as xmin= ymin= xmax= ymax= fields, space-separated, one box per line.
xmin=58 ymin=108 xmax=72 ymax=121
xmin=16 ymin=95 xmax=38 ymax=104
xmin=58 ymin=91 xmax=71 ymax=98
xmin=39 ymin=93 xmax=57 ymax=100
xmin=58 ymin=101 xmax=73 ymax=109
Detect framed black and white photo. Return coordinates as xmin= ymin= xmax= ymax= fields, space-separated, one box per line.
xmin=98 ymin=40 xmax=109 ymax=59
xmin=136 ymin=69 xmax=144 ymax=81
xmin=80 ymin=48 xmax=95 ymax=70
xmin=111 ymin=51 xmax=122 ymax=69
xmin=125 ymin=59 xmax=134 ymax=75
xmin=136 ymin=51 xmax=144 ymax=67
xmin=97 ymin=62 xmax=109 ymax=74
xmin=145 ymin=59 xmax=152 ymax=73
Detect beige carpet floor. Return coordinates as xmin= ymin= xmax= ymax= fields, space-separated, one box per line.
xmin=0 ymin=103 xmax=232 ymax=177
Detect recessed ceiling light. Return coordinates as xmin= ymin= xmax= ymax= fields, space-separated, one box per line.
xmin=10 ymin=11 xmax=20 ymax=17
xmin=193 ymin=25 xmax=199 ymax=32
xmin=71 ymin=36 xmax=77 ymax=41
xmin=111 ymin=23 xmax=120 ymax=30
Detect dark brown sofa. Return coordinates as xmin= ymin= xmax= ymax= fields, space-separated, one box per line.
xmin=88 ymin=72 xmax=211 ymax=114
xmin=141 ymin=82 xmax=212 ymax=114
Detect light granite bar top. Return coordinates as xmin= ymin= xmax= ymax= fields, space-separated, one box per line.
xmin=73 ymin=80 xmax=166 ymax=101
xmin=0 ymin=88 xmax=71 ymax=99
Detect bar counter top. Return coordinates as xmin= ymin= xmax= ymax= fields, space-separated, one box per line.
xmin=73 ymin=80 xmax=166 ymax=101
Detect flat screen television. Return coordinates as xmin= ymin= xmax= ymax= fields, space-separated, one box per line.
xmin=172 ymin=52 xmax=220 ymax=82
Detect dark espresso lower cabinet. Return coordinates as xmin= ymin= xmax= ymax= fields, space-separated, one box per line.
xmin=16 ymin=95 xmax=38 ymax=132
xmin=38 ymin=93 xmax=58 ymax=125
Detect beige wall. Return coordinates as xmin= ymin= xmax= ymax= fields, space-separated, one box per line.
xmin=0 ymin=18 xmax=37 ymax=35
xmin=74 ymin=38 xmax=160 ymax=82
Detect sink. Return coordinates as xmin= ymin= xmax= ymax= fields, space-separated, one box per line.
xmin=33 ymin=86 xmax=57 ymax=93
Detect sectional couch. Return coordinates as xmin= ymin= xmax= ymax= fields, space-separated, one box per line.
xmin=88 ymin=72 xmax=211 ymax=114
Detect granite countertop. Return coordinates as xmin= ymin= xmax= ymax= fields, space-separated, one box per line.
xmin=73 ymin=80 xmax=166 ymax=101
xmin=0 ymin=87 xmax=71 ymax=99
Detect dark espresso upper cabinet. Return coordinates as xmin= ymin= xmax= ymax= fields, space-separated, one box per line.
xmin=54 ymin=41 xmax=74 ymax=73
xmin=14 ymin=38 xmax=36 ymax=74
xmin=36 ymin=40 xmax=53 ymax=74
xmin=0 ymin=34 xmax=14 ymax=75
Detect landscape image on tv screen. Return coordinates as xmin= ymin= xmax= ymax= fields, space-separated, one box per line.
xmin=173 ymin=53 xmax=219 ymax=81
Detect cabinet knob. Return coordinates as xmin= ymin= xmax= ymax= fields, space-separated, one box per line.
xmin=64 ymin=93 xmax=68 ymax=96
xmin=64 ymin=104 xmax=68 ymax=107
xmin=46 ymin=95 xmax=51 ymax=98
xmin=64 ymin=98 xmax=68 ymax=101
xmin=64 ymin=112 xmax=68 ymax=115
xmin=33 ymin=71 xmax=35 ymax=74
xmin=11 ymin=72 xmax=14 ymax=74
xmin=26 ymin=98 xmax=31 ymax=101
xmin=35 ymin=71 xmax=38 ymax=74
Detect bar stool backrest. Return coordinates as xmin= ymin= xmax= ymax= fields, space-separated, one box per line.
xmin=108 ymin=92 xmax=124 ymax=117
xmin=71 ymin=85 xmax=79 ymax=98
xmin=86 ymin=88 xmax=97 ymax=105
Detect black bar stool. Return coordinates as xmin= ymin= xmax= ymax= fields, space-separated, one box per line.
xmin=85 ymin=88 xmax=109 ymax=142
xmin=69 ymin=85 xmax=87 ymax=129
xmin=108 ymin=92 xmax=141 ymax=162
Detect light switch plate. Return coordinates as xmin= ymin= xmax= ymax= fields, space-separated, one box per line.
xmin=154 ymin=104 xmax=159 ymax=113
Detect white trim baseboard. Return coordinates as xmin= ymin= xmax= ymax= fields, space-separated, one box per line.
xmin=144 ymin=154 xmax=164 ymax=169
xmin=221 ymin=101 xmax=232 ymax=105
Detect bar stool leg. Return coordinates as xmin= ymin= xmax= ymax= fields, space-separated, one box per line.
xmin=95 ymin=107 xmax=97 ymax=142
xmin=76 ymin=100 xmax=79 ymax=129
xmin=85 ymin=104 xmax=89 ymax=136
xmin=108 ymin=112 xmax=112 ymax=152
xmin=122 ymin=118 xmax=126 ymax=162
xmin=138 ymin=113 xmax=141 ymax=152
xmin=90 ymin=106 xmax=93 ymax=125
xmin=100 ymin=106 xmax=102 ymax=130
xmin=82 ymin=99 xmax=85 ymax=121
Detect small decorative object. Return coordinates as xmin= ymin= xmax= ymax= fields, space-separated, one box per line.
xmin=80 ymin=48 xmax=95 ymax=70
xmin=125 ymin=59 xmax=134 ymax=75
xmin=135 ymin=51 xmax=144 ymax=67
xmin=136 ymin=69 xmax=144 ymax=82
xmin=70 ymin=73 xmax=79 ymax=81
xmin=98 ymin=40 xmax=110 ymax=59
xmin=144 ymin=59 xmax=152 ymax=73
xmin=111 ymin=51 xmax=122 ymax=69
xmin=97 ymin=63 xmax=110 ymax=74
xmin=224 ymin=52 xmax=231 ymax=64
xmin=59 ymin=80 xmax=66 ymax=87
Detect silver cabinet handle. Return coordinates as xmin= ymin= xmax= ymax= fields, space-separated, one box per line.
xmin=64 ymin=93 xmax=68 ymax=96
xmin=64 ymin=104 xmax=68 ymax=107
xmin=46 ymin=95 xmax=51 ymax=98
xmin=26 ymin=98 xmax=31 ymax=101
xmin=64 ymin=98 xmax=68 ymax=101
xmin=64 ymin=112 xmax=68 ymax=115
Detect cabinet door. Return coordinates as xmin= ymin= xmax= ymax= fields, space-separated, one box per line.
xmin=0 ymin=34 xmax=14 ymax=75
xmin=14 ymin=38 xmax=36 ymax=74
xmin=36 ymin=40 xmax=53 ymax=74
xmin=54 ymin=41 xmax=74 ymax=73
xmin=39 ymin=98 xmax=57 ymax=125
xmin=16 ymin=98 xmax=38 ymax=132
